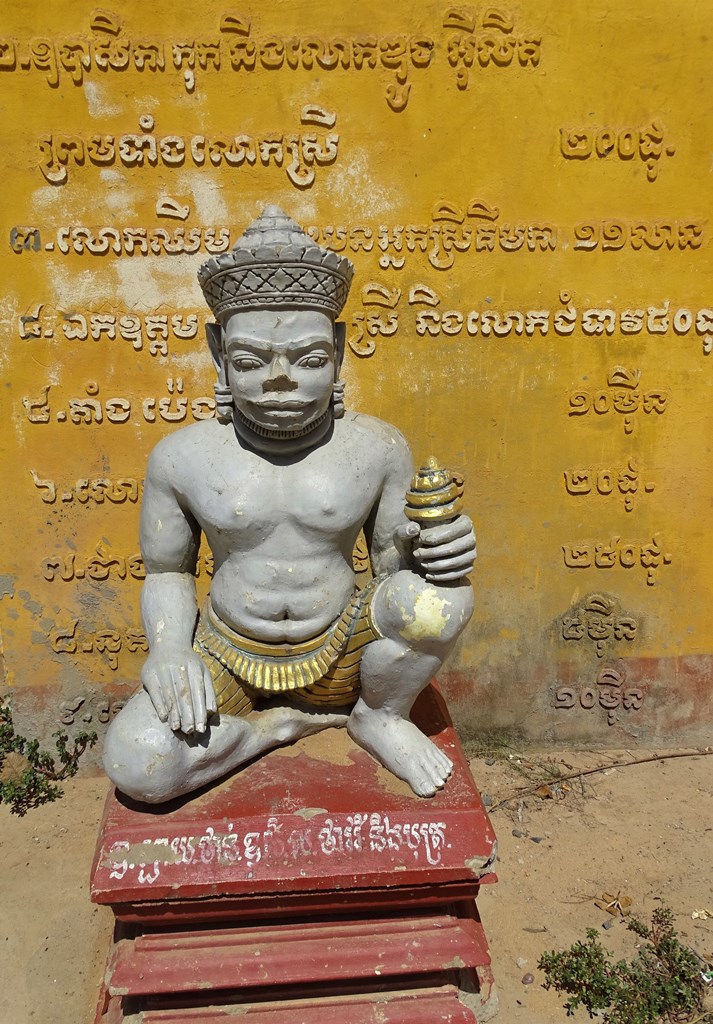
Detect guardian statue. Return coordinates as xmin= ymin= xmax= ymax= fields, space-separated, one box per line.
xmin=104 ymin=206 xmax=476 ymax=802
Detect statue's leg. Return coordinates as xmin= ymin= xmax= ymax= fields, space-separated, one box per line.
xmin=347 ymin=569 xmax=474 ymax=797
xmin=103 ymin=691 xmax=348 ymax=804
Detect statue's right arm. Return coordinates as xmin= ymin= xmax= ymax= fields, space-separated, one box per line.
xmin=138 ymin=443 xmax=217 ymax=734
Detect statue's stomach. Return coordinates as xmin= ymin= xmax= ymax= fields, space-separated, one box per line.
xmin=208 ymin=551 xmax=357 ymax=643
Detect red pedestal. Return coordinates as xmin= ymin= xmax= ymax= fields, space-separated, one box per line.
xmin=91 ymin=686 xmax=498 ymax=1023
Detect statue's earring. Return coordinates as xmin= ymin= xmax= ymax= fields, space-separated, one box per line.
xmin=333 ymin=379 xmax=346 ymax=419
xmin=333 ymin=321 xmax=346 ymax=419
xmin=206 ymin=323 xmax=234 ymax=424
xmin=214 ymin=381 xmax=234 ymax=423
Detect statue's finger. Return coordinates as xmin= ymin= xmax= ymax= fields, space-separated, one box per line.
xmin=157 ymin=668 xmax=180 ymax=727
xmin=142 ymin=669 xmax=168 ymax=722
xmin=418 ymin=516 xmax=473 ymax=545
xmin=187 ymin=662 xmax=207 ymax=732
xmin=418 ymin=552 xmax=475 ymax=573
xmin=203 ymin=667 xmax=218 ymax=716
xmin=160 ymin=673 xmax=181 ymax=731
xmin=394 ymin=522 xmax=420 ymax=549
xmin=414 ymin=534 xmax=474 ymax=563
xmin=160 ymin=672 xmax=181 ymax=732
xmin=170 ymin=665 xmax=194 ymax=734
xmin=401 ymin=522 xmax=421 ymax=539
xmin=424 ymin=565 xmax=474 ymax=582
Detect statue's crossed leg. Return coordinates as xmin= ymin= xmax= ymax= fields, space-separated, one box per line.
xmin=104 ymin=570 xmax=473 ymax=803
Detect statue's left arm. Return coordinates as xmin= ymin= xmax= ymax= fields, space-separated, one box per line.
xmin=366 ymin=432 xmax=476 ymax=583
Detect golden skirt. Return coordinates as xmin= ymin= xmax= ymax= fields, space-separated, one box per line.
xmin=192 ymin=575 xmax=384 ymax=716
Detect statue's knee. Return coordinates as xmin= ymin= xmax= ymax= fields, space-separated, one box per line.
xmin=374 ymin=571 xmax=473 ymax=653
xmin=103 ymin=695 xmax=182 ymax=804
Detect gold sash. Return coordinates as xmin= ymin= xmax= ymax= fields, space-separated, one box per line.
xmin=193 ymin=575 xmax=384 ymax=715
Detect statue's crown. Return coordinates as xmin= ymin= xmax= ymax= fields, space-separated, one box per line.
xmin=198 ymin=205 xmax=355 ymax=320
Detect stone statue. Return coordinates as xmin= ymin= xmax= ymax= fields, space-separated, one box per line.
xmin=104 ymin=206 xmax=476 ymax=804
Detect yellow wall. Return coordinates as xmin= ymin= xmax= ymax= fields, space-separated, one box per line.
xmin=1 ymin=1 xmax=712 ymax=748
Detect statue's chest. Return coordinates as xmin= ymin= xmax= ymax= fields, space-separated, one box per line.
xmin=197 ymin=456 xmax=380 ymax=538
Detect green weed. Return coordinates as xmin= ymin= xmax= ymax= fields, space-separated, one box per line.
xmin=539 ymin=906 xmax=711 ymax=1024
xmin=0 ymin=696 xmax=97 ymax=816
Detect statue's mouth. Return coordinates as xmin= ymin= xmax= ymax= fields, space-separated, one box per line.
xmin=255 ymin=400 xmax=309 ymax=411
xmin=234 ymin=408 xmax=332 ymax=446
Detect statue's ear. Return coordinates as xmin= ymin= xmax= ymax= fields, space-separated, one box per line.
xmin=333 ymin=321 xmax=346 ymax=378
xmin=206 ymin=322 xmax=226 ymax=380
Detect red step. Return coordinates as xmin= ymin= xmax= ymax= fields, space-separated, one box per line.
xmin=138 ymin=985 xmax=477 ymax=1023
xmin=107 ymin=913 xmax=488 ymax=998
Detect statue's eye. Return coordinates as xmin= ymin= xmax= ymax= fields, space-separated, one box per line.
xmin=232 ymin=357 xmax=262 ymax=371
xmin=299 ymin=355 xmax=328 ymax=368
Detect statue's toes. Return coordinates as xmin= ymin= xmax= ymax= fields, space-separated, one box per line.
xmin=412 ymin=771 xmax=440 ymax=798
xmin=431 ymin=746 xmax=453 ymax=775
xmin=423 ymin=741 xmax=452 ymax=777
xmin=412 ymin=751 xmax=452 ymax=796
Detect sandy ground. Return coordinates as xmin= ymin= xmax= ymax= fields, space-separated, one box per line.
xmin=473 ymin=748 xmax=713 ymax=1023
xmin=0 ymin=748 xmax=711 ymax=1024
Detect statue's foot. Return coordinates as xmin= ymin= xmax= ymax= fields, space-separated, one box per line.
xmin=248 ymin=702 xmax=349 ymax=749
xmin=347 ymin=702 xmax=453 ymax=797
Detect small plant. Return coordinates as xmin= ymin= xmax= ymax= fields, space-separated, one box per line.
xmin=465 ymin=728 xmax=527 ymax=761
xmin=539 ymin=906 xmax=711 ymax=1024
xmin=0 ymin=696 xmax=97 ymax=816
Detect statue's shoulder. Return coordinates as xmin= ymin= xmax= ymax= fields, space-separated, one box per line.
xmin=146 ymin=419 xmax=229 ymax=480
xmin=343 ymin=411 xmax=411 ymax=455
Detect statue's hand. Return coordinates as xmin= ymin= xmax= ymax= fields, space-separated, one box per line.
xmin=141 ymin=647 xmax=217 ymax=734
xmin=406 ymin=514 xmax=477 ymax=583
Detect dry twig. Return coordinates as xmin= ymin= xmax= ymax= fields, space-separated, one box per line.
xmin=488 ymin=748 xmax=713 ymax=811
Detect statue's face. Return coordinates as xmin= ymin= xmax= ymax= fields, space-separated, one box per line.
xmin=224 ymin=309 xmax=335 ymax=431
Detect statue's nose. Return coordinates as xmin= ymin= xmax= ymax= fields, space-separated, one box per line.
xmin=263 ymin=373 xmax=298 ymax=393
xmin=263 ymin=355 xmax=298 ymax=392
